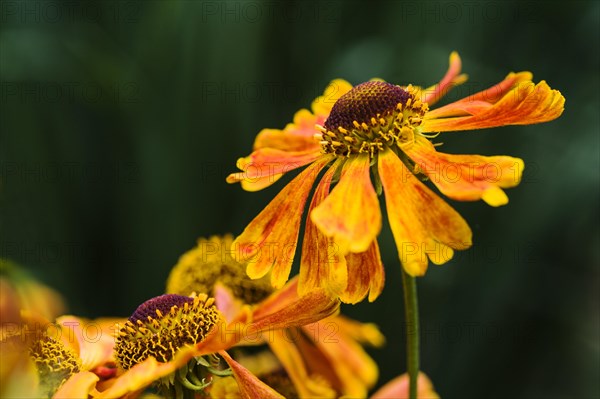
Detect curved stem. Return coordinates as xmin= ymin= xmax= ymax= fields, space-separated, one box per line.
xmin=401 ymin=269 xmax=420 ymax=399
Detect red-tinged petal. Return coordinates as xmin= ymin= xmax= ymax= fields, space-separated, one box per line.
xmin=199 ymin=279 xmax=340 ymax=352
xmin=422 ymin=76 xmax=565 ymax=132
xmin=56 ymin=316 xmax=119 ymax=371
xmin=422 ymin=52 xmax=468 ymax=106
xmin=299 ymin=159 xmax=348 ymax=298
xmin=407 ymin=138 xmax=525 ymax=206
xmin=232 ymin=156 xmax=332 ymax=287
xmin=371 ymin=372 xmax=440 ymax=399
xmin=311 ymin=79 xmax=353 ymax=117
xmin=311 ymin=154 xmax=382 ymax=254
xmin=339 ymin=241 xmax=385 ymax=304
xmin=425 ymin=72 xmax=533 ymax=119
xmin=218 ymin=351 xmax=285 ymax=399
xmin=226 ymin=148 xmax=321 ymax=192
xmin=52 ymin=371 xmax=99 ymax=399
xmin=249 ymin=287 xmax=340 ymax=333
xmin=214 ymin=283 xmax=245 ymax=324
xmin=266 ymin=330 xmax=337 ymax=398
xmin=378 ymin=150 xmax=472 ymax=276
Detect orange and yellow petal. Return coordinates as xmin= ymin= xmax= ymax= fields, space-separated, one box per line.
xmin=226 ymin=148 xmax=321 ymax=192
xmin=311 ymin=154 xmax=382 ymax=254
xmin=339 ymin=240 xmax=385 ymax=304
xmin=52 ymin=371 xmax=99 ymax=399
xmin=378 ymin=149 xmax=472 ymax=276
xmin=303 ymin=317 xmax=381 ymax=397
xmin=267 ymin=330 xmax=337 ymax=398
xmin=232 ymin=156 xmax=332 ymax=288
xmin=332 ymin=315 xmax=386 ymax=347
xmin=408 ymin=138 xmax=524 ymax=206
xmin=199 ymin=279 xmax=340 ymax=353
xmin=371 ymin=372 xmax=440 ymax=399
xmin=219 ymin=351 xmax=284 ymax=399
xmin=299 ymin=159 xmax=348 ymax=298
xmin=422 ymin=73 xmax=564 ymax=132
xmin=311 ymin=79 xmax=354 ymax=117
xmin=421 ymin=51 xmax=468 ymax=106
xmin=425 ymin=71 xmax=533 ymax=120
xmin=249 ymin=281 xmax=340 ymax=334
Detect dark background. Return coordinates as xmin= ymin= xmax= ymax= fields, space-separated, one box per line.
xmin=1 ymin=1 xmax=598 ymax=398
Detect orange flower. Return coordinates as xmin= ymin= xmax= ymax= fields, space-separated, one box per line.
xmin=92 ymin=284 xmax=339 ymax=398
xmin=227 ymin=52 xmax=565 ymax=299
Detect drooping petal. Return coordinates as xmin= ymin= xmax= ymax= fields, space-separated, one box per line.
xmin=302 ymin=317 xmax=381 ymax=397
xmin=422 ymin=73 xmax=565 ymax=132
xmin=332 ymin=315 xmax=386 ymax=347
xmin=311 ymin=79 xmax=354 ymax=117
xmin=198 ymin=279 xmax=340 ymax=353
xmin=371 ymin=372 xmax=440 ymax=399
xmin=226 ymin=148 xmax=321 ymax=191
xmin=232 ymin=156 xmax=333 ymax=288
xmin=249 ymin=287 xmax=340 ymax=334
xmin=52 ymin=371 xmax=99 ymax=399
xmin=311 ymin=154 xmax=382 ymax=254
xmin=378 ymin=150 xmax=472 ymax=276
xmin=339 ymin=241 xmax=385 ymax=304
xmin=299 ymin=159 xmax=348 ymax=298
xmin=407 ymin=138 xmax=524 ymax=206
xmin=267 ymin=330 xmax=337 ymax=398
xmin=219 ymin=351 xmax=285 ymax=399
xmin=421 ymin=51 xmax=468 ymax=106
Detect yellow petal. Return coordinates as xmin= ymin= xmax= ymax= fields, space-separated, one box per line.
xmin=250 ymin=286 xmax=340 ymax=333
xmin=311 ymin=154 xmax=381 ymax=253
xmin=202 ymin=279 xmax=340 ymax=352
xmin=299 ymin=159 xmax=348 ymax=298
xmin=407 ymin=137 xmax=524 ymax=206
xmin=219 ymin=351 xmax=284 ymax=399
xmin=378 ymin=150 xmax=472 ymax=276
xmin=422 ymin=74 xmax=564 ymax=132
xmin=52 ymin=371 xmax=99 ymax=399
xmin=311 ymin=79 xmax=353 ymax=116
xmin=232 ymin=156 xmax=332 ymax=287
xmin=226 ymin=148 xmax=321 ymax=192
xmin=422 ymin=51 xmax=468 ymax=106
xmin=339 ymin=241 xmax=385 ymax=304
xmin=303 ymin=318 xmax=380 ymax=396
xmin=267 ymin=330 xmax=337 ymax=398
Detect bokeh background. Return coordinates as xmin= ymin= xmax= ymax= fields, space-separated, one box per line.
xmin=1 ymin=0 xmax=598 ymax=397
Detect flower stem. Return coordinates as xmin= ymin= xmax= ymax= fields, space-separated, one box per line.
xmin=401 ymin=269 xmax=420 ymax=399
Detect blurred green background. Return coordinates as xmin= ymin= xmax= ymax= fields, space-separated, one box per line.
xmin=1 ymin=0 xmax=598 ymax=397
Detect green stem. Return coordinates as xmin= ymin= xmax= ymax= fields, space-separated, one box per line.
xmin=401 ymin=269 xmax=420 ymax=399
